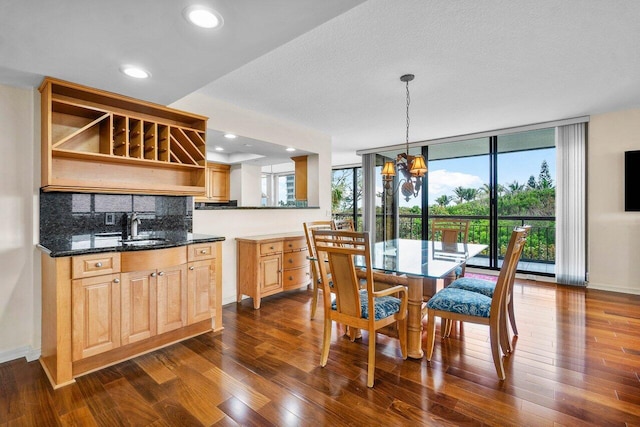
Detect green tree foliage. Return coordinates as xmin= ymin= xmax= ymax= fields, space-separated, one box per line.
xmin=435 ymin=195 xmax=453 ymax=207
xmin=538 ymin=160 xmax=553 ymax=189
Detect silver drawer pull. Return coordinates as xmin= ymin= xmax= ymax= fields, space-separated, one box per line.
xmin=270 ymin=246 xmax=275 ymax=250
xmin=158 ymin=271 xmax=165 ymax=276
xmin=200 ymin=249 xmax=207 ymax=254
xmin=189 ymin=266 xmax=194 ymax=270
xmin=113 ymin=278 xmax=120 ymax=283
xmin=95 ymin=262 xmax=103 ymax=268
xmin=150 ymin=272 xmax=156 ymax=277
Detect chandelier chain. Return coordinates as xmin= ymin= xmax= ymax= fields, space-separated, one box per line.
xmin=405 ymin=78 xmax=410 ymax=149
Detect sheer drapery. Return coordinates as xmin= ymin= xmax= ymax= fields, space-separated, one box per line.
xmin=556 ymin=123 xmax=587 ymax=285
xmin=362 ymin=153 xmax=377 ymax=239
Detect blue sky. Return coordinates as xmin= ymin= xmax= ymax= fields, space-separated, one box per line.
xmin=382 ymin=148 xmax=556 ymax=207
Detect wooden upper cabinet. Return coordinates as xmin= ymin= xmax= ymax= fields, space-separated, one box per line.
xmin=196 ymin=162 xmax=230 ymax=202
xmin=292 ymin=155 xmax=307 ymax=202
xmin=39 ymin=77 xmax=208 ymax=196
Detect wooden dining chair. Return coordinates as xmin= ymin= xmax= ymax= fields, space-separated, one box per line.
xmin=303 ymin=220 xmax=334 ymax=319
xmin=446 ymin=225 xmax=531 ymax=352
xmin=332 ymin=218 xmax=355 ymax=231
xmin=425 ymin=227 xmax=528 ymax=380
xmin=312 ymin=229 xmax=408 ymax=388
xmin=431 ymin=218 xmax=471 ymax=280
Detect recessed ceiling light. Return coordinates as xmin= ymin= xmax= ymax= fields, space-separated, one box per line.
xmin=183 ymin=6 xmax=224 ymax=29
xmin=286 ymin=147 xmax=296 ymax=152
xmin=120 ymin=65 xmax=151 ymax=79
xmin=224 ymin=133 xmax=237 ymax=139
xmin=214 ymin=146 xmax=224 ymax=151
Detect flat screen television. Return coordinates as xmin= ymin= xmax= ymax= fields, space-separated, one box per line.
xmin=625 ymin=150 xmax=640 ymax=211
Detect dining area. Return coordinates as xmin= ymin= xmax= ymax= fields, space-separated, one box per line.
xmin=303 ymin=218 xmax=528 ymax=388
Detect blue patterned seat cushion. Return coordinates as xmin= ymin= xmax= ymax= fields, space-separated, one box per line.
xmin=426 ymin=287 xmax=493 ymax=318
xmin=331 ymin=290 xmax=402 ymax=320
xmin=447 ymin=277 xmax=496 ymax=298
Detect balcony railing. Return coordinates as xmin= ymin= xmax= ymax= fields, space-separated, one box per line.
xmin=333 ymin=213 xmax=555 ymax=267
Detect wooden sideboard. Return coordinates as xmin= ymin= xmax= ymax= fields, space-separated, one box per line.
xmin=40 ymin=242 xmax=222 ymax=388
xmin=236 ymin=232 xmax=311 ymax=309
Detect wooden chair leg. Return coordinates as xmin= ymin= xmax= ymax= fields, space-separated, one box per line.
xmin=320 ymin=316 xmax=332 ymax=367
xmin=489 ymin=319 xmax=506 ymax=380
xmin=397 ymin=318 xmax=407 ymax=359
xmin=425 ymin=311 xmax=437 ymax=361
xmin=500 ymin=310 xmax=512 ymax=355
xmin=310 ymin=281 xmax=319 ymax=319
xmin=367 ymin=330 xmax=376 ymax=387
xmin=508 ymin=297 xmax=518 ymax=336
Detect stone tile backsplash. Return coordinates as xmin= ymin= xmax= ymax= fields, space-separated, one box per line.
xmin=40 ymin=190 xmax=193 ymax=243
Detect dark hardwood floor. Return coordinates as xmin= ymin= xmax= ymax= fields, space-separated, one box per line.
xmin=1 ymin=280 xmax=640 ymax=426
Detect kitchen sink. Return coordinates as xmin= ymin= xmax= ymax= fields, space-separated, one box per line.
xmin=120 ymin=238 xmax=169 ymax=247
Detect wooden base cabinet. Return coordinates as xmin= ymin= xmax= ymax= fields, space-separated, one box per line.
xmin=236 ymin=232 xmax=311 ymax=309
xmin=120 ymin=269 xmax=156 ymax=346
xmin=156 ymin=265 xmax=188 ymax=334
xmin=40 ymin=242 xmax=222 ymax=389
xmin=72 ymin=273 xmax=121 ymax=361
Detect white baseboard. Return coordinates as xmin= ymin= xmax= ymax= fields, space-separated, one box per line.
xmin=0 ymin=345 xmax=41 ymax=364
xmin=586 ymin=282 xmax=640 ymax=295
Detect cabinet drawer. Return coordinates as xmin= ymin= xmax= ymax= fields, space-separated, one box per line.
xmin=260 ymin=241 xmax=283 ymax=256
xmin=72 ymin=253 xmax=121 ymax=279
xmin=188 ymin=242 xmax=217 ymax=262
xmin=283 ymin=265 xmax=311 ymax=289
xmin=283 ymin=237 xmax=306 ymax=252
xmin=283 ymin=249 xmax=309 ymax=269
xmin=121 ymin=247 xmax=186 ymax=272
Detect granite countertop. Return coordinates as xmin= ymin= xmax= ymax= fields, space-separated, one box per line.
xmin=38 ymin=231 xmax=225 ymax=258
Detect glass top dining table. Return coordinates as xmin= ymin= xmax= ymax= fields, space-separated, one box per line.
xmin=354 ymin=239 xmax=488 ymax=359
xmin=355 ymin=239 xmax=487 ymax=279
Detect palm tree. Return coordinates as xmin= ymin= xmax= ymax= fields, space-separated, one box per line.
xmin=453 ymin=186 xmax=466 ymax=204
xmin=507 ymin=180 xmax=525 ymax=195
xmin=435 ymin=195 xmax=453 ymax=207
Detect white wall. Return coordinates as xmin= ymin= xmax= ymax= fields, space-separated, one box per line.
xmin=171 ymin=94 xmax=332 ymax=305
xmin=0 ymin=84 xmax=39 ymax=362
xmin=587 ymin=108 xmax=640 ymax=294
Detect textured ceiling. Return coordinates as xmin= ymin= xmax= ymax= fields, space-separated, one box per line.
xmin=2 ymin=0 xmax=640 ymax=166
xmin=196 ymin=0 xmax=640 ymax=165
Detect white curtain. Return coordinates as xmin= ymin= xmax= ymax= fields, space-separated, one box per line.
xmin=362 ymin=153 xmax=377 ymax=239
xmin=556 ymin=123 xmax=587 ymax=285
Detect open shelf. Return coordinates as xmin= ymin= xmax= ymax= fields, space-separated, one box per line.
xmin=40 ymin=77 xmax=208 ymax=196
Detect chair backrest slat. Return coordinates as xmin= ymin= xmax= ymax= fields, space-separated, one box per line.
xmin=312 ymin=229 xmax=372 ymax=319
xmin=431 ymin=218 xmax=470 ymax=244
xmin=490 ymin=227 xmax=528 ymax=319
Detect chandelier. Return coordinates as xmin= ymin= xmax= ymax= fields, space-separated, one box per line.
xmin=381 ymin=74 xmax=427 ymax=202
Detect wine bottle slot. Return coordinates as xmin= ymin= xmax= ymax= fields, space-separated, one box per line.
xmin=130 ymin=131 xmax=140 ymax=137
xmin=114 ymin=128 xmax=126 ymax=136
xmin=144 ymin=133 xmax=155 ymax=140
xmin=144 ymin=146 xmax=154 ymax=152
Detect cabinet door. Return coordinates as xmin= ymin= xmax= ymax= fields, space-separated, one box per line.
xmin=72 ymin=274 xmax=121 ymax=361
xmin=157 ymin=265 xmax=187 ymax=334
xmin=208 ymin=164 xmax=230 ymax=202
xmin=187 ymin=259 xmax=215 ymax=325
xmin=121 ymin=269 xmax=157 ymax=345
xmin=260 ymin=254 xmax=282 ymax=295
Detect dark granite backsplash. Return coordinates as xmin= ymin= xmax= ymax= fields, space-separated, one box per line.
xmin=40 ymin=190 xmax=193 ymax=244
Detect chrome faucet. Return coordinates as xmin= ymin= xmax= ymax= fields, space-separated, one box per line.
xmin=130 ymin=212 xmax=141 ymax=239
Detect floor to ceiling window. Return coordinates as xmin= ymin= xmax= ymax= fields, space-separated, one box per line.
xmin=331 ymin=166 xmax=362 ymax=230
xmin=370 ymin=128 xmax=556 ymax=276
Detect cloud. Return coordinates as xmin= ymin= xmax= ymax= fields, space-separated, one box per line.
xmin=428 ymin=169 xmax=484 ymax=203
